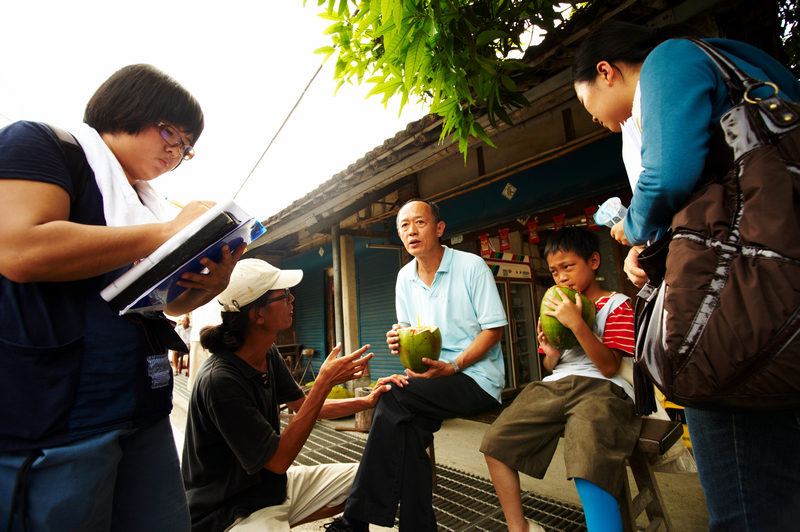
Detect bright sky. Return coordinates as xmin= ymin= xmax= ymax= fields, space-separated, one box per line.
xmin=0 ymin=1 xmax=427 ymax=221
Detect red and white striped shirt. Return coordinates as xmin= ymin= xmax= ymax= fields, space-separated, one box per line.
xmin=596 ymin=295 xmax=635 ymax=356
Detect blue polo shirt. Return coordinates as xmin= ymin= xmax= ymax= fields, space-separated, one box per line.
xmin=395 ymin=246 xmax=508 ymax=401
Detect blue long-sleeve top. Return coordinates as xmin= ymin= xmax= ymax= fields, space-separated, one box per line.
xmin=624 ymin=38 xmax=800 ymax=245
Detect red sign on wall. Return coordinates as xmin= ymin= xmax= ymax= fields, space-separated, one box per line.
xmin=527 ymin=221 xmax=539 ymax=244
xmin=479 ymin=234 xmax=491 ymax=257
xmin=585 ymin=206 xmax=600 ymax=231
xmin=499 ymin=229 xmax=510 ymax=251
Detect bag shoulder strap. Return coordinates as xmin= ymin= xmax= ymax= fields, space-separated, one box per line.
xmin=684 ymin=38 xmax=777 ymax=106
xmin=683 ymin=38 xmax=800 ymax=150
xmin=42 ymin=123 xmax=91 ymax=206
xmin=593 ymin=292 xmax=629 ymax=335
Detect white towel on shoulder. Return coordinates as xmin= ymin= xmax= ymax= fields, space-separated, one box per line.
xmin=68 ymin=123 xmax=171 ymax=227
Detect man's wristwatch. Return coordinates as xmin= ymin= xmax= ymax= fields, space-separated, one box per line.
xmin=450 ymin=360 xmax=461 ymax=374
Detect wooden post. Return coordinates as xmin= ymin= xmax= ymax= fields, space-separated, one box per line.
xmin=354 ymin=387 xmax=374 ymax=432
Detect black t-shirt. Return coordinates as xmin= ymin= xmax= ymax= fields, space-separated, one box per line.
xmin=182 ymin=344 xmax=305 ymax=532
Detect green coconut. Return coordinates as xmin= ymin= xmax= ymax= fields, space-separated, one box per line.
xmin=540 ymin=285 xmax=596 ymax=350
xmin=327 ymin=386 xmax=354 ymax=399
xmin=397 ymin=325 xmax=443 ymax=373
xmin=304 ymin=382 xmax=354 ymax=399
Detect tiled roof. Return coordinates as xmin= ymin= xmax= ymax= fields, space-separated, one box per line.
xmin=261 ymin=113 xmax=442 ymax=228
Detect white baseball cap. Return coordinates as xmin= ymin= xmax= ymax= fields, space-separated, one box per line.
xmin=217 ymin=259 xmax=303 ymax=312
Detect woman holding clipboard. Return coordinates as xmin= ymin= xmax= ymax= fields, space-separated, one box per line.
xmin=0 ymin=64 xmax=245 ymax=532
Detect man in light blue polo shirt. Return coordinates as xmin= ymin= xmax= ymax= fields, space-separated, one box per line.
xmin=330 ymin=199 xmax=507 ymax=532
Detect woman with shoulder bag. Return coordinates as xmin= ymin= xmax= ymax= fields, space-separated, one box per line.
xmin=572 ymin=21 xmax=800 ymax=532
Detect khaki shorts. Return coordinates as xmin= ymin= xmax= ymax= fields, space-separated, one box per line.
xmin=480 ymin=376 xmax=641 ymax=497
xmin=225 ymin=463 xmax=358 ymax=532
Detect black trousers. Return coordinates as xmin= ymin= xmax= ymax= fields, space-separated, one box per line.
xmin=344 ymin=374 xmax=497 ymax=531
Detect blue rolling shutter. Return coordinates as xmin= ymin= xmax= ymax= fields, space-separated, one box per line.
xmin=293 ymin=272 xmax=325 ymax=378
xmin=356 ymin=249 xmax=404 ymax=379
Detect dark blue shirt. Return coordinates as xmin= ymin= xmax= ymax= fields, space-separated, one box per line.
xmin=0 ymin=121 xmax=174 ymax=451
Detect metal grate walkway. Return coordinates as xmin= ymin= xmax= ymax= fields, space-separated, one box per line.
xmin=176 ymin=375 xmax=586 ymax=530
xmin=288 ymin=420 xmax=587 ymax=532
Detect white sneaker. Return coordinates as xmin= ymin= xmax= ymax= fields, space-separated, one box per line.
xmin=527 ymin=519 xmax=545 ymax=532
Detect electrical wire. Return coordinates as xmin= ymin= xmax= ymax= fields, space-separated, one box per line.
xmin=0 ymin=111 xmax=16 ymax=125
xmin=233 ymin=62 xmax=325 ymax=200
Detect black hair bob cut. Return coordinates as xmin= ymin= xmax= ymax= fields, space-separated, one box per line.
xmin=84 ymin=64 xmax=204 ymax=144
xmin=544 ymin=226 xmax=601 ymax=264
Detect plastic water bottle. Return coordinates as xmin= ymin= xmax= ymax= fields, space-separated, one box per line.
xmin=594 ymin=197 xmax=627 ymax=228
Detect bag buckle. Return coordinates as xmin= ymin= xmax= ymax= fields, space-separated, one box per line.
xmin=637 ymin=283 xmax=659 ymax=302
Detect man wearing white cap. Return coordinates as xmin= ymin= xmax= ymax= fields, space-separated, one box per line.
xmin=181 ymin=259 xmax=396 ymax=532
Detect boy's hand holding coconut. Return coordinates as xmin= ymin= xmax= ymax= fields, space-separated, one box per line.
xmin=538 ymin=285 xmax=597 ymax=366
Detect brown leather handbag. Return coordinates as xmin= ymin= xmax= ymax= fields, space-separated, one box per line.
xmin=634 ymin=38 xmax=800 ymax=412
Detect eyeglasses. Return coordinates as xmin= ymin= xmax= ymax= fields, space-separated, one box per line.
xmin=158 ymin=122 xmax=195 ymax=161
xmin=264 ymin=288 xmax=291 ymax=305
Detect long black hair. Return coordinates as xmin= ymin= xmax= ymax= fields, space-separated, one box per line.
xmin=199 ymin=290 xmax=273 ymax=352
xmin=572 ymin=21 xmax=708 ymax=84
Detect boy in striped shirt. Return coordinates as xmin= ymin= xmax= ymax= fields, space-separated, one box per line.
xmin=481 ymin=227 xmax=640 ymax=532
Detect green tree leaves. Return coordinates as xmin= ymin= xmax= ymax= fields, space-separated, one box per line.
xmin=476 ymin=29 xmax=509 ymax=47
xmin=307 ymin=1 xmax=796 ymax=159
xmin=309 ymin=0 xmax=578 ymax=158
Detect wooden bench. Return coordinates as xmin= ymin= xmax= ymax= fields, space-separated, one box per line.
xmin=620 ymin=418 xmax=683 ymax=532
xmin=433 ymin=413 xmax=682 ymax=528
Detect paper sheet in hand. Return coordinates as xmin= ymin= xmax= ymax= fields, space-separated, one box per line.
xmin=100 ymin=200 xmax=266 ymax=315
